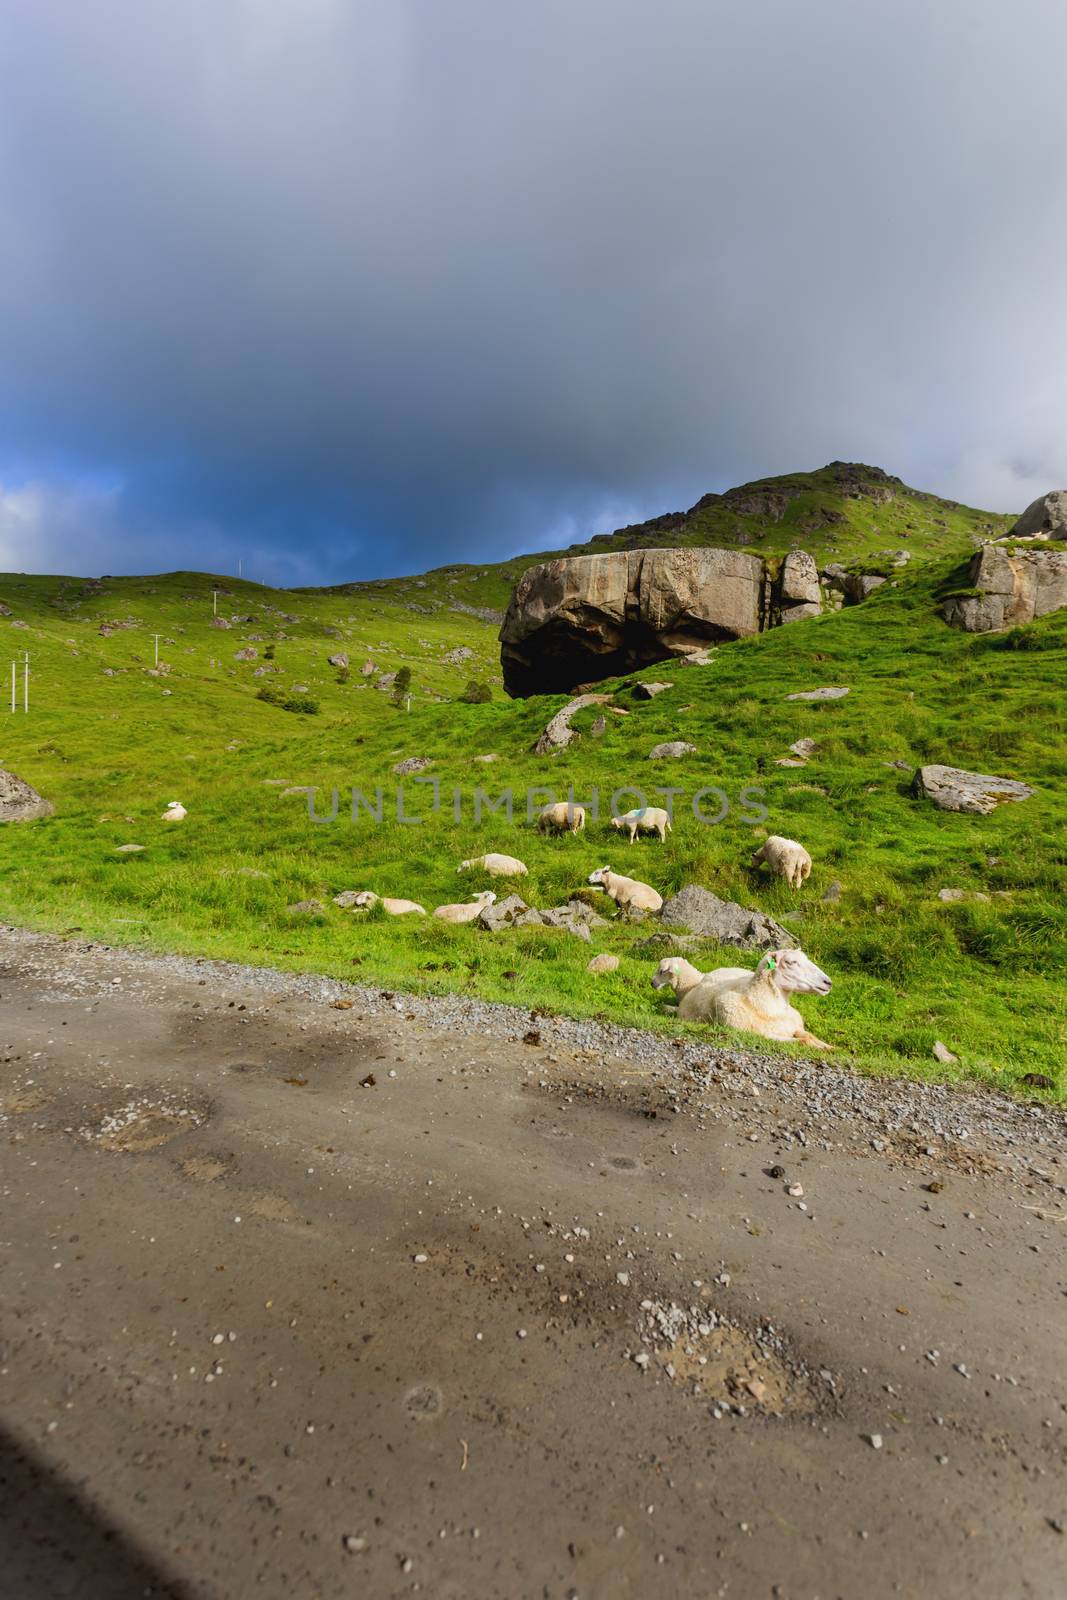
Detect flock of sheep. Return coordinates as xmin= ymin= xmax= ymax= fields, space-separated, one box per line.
xmin=158 ymin=796 xmax=830 ymax=1049
xmin=352 ymin=804 xmax=831 ymax=1051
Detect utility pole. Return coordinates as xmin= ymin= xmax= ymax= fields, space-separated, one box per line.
xmin=23 ymin=652 xmax=28 ymax=713
xmin=154 ymin=634 xmax=161 ymax=665
xmin=10 ymin=660 xmax=14 ymax=713
xmin=213 ymin=589 xmax=218 ymax=616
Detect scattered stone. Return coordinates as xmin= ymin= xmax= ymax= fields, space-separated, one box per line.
xmin=785 ymin=686 xmax=850 ymax=701
xmin=0 ymin=769 xmax=54 ymax=823
xmin=648 ymin=741 xmax=696 ymax=760
xmin=768 ymin=1165 xmax=786 ymax=1180
xmin=328 ymin=653 xmax=349 ymax=668
xmin=286 ymin=899 xmax=327 ymax=917
xmin=790 ymin=738 xmax=817 ymax=759
xmin=444 ymin=646 xmax=474 ymax=665
xmin=587 ymin=953 xmax=620 ymax=975
xmin=660 ymin=884 xmax=796 ymax=951
xmin=115 ymin=843 xmax=145 ymax=854
xmin=361 ymin=660 xmax=376 ymax=676
xmin=913 ymin=764 xmax=1034 ymax=815
xmin=867 ymin=1433 xmax=883 ymax=1450
xmin=210 ymin=616 xmax=231 ymax=629
xmin=234 ymin=647 xmax=258 ymax=661
xmin=633 ymin=681 xmax=673 ymax=699
xmin=392 ymin=756 xmax=433 ymax=776
xmin=932 ymin=1041 xmax=958 ymax=1065
xmin=473 ymin=753 xmax=498 ymax=763
xmin=787 ymin=1183 xmax=804 ymax=1197
xmin=822 ymin=881 xmax=842 ymax=903
xmin=343 ymin=1535 xmax=368 ymax=1554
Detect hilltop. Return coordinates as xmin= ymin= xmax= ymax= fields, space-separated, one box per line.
xmin=0 ymin=462 xmax=1064 ymax=1099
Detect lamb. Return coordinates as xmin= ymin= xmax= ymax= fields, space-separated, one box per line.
xmin=537 ymin=802 xmax=585 ymax=834
xmin=432 ymin=890 xmax=497 ymax=924
xmin=676 ymin=947 xmax=833 ymax=1048
xmin=610 ymin=806 xmax=672 ymax=844
xmin=456 ymin=853 xmax=528 ymax=877
xmin=587 ymin=866 xmax=663 ymax=915
xmin=750 ymin=834 xmax=812 ymax=889
xmin=161 ymin=800 xmax=187 ymax=822
xmin=352 ymin=891 xmax=427 ymax=916
xmin=650 ymin=954 xmax=749 ymax=1002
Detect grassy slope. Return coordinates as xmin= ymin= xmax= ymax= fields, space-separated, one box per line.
xmin=0 ymin=465 xmax=1064 ymax=1099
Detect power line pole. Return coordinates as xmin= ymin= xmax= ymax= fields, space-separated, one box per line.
xmin=213 ymin=589 xmax=218 ymax=616
xmin=154 ymin=634 xmax=162 ymax=665
xmin=10 ymin=660 xmax=14 ymax=713
xmin=23 ymin=652 xmax=28 ymax=713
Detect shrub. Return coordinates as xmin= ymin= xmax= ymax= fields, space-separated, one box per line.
xmin=256 ymin=687 xmax=319 ymax=715
xmin=460 ymin=679 xmax=491 ymax=704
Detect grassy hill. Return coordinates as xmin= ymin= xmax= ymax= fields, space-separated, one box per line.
xmin=1 ymin=463 xmax=1064 ymax=1100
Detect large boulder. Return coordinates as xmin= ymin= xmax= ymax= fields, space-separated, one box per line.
xmin=775 ymin=550 xmax=822 ymax=623
xmin=913 ymin=765 xmax=1034 ymax=815
xmin=659 ymin=884 xmax=797 ymax=951
xmin=500 ymin=548 xmax=765 ymax=696
xmin=1010 ymin=490 xmax=1067 ymax=540
xmin=942 ymin=544 xmax=1067 ymax=632
xmin=0 ymin=769 xmax=54 ymax=823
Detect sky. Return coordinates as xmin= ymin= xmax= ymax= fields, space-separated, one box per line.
xmin=2 ymin=0 xmax=1067 ymax=586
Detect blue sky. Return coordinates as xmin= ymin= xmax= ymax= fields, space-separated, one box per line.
xmin=2 ymin=0 xmax=1067 ymax=585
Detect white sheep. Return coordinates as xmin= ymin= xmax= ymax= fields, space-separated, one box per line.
xmin=352 ymin=891 xmax=427 ymax=916
xmin=750 ymin=834 xmax=812 ymax=889
xmin=456 ymin=853 xmax=528 ymax=877
xmin=537 ymin=802 xmax=586 ymax=834
xmin=432 ymin=890 xmax=497 ymax=924
xmin=677 ymin=948 xmax=833 ymax=1048
xmin=161 ymin=800 xmax=187 ymax=822
xmin=650 ymin=954 xmax=749 ymax=1003
xmin=587 ymin=866 xmax=663 ymax=915
xmin=610 ymin=806 xmax=672 ymax=844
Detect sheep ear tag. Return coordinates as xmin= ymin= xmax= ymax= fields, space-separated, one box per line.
xmin=765 ymin=954 xmax=777 ymax=970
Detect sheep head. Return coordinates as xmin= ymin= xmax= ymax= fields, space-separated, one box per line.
xmin=352 ymin=891 xmax=379 ymax=908
xmin=759 ymin=948 xmax=831 ymax=995
xmin=651 ymin=955 xmax=700 ymax=992
xmin=587 ymin=866 xmax=612 ymax=885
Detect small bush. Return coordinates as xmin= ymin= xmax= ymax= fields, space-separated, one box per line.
xmin=1000 ymin=626 xmax=1052 ymax=651
xmin=256 ymin=687 xmax=319 ymax=715
xmin=460 ymin=680 xmax=492 ymax=704
xmin=263 ymin=644 xmax=275 ymax=659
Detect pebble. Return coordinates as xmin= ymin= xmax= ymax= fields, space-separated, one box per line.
xmin=413 ymin=1253 xmax=428 ymax=1264
xmin=343 ymin=1535 xmax=367 ymax=1554
xmin=867 ymin=1433 xmax=883 ymax=1449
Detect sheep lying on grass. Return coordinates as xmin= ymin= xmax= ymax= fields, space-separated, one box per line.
xmin=610 ymin=806 xmax=672 ymax=843
xmin=456 ymin=853 xmax=528 ymax=876
xmin=433 ymin=890 xmax=497 ymax=924
xmin=675 ymin=948 xmax=833 ymax=1048
xmin=537 ymin=802 xmax=585 ymax=834
xmin=751 ymin=834 xmax=812 ymax=889
xmin=161 ymin=800 xmax=186 ymax=822
xmin=352 ymin=891 xmax=427 ymax=916
xmin=587 ymin=866 xmax=663 ymax=915
xmin=650 ymin=954 xmax=749 ymax=1004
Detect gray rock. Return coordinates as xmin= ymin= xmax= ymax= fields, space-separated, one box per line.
xmin=478 ymin=894 xmax=543 ymax=932
xmin=114 ymin=843 xmax=145 ymax=854
xmin=1010 ymin=489 xmax=1067 ymax=540
xmin=333 ymin=891 xmax=363 ymax=908
xmin=943 ymin=544 xmax=1067 ymax=632
xmin=632 ymin=681 xmax=673 ymax=699
xmin=822 ymin=880 xmax=842 ymax=903
xmin=648 ymin=740 xmax=696 ymax=759
xmin=932 ymin=1040 xmax=959 ymax=1065
xmin=500 ymin=546 xmax=767 ymax=696
xmin=234 ymin=647 xmax=258 ymax=661
xmin=444 ymin=646 xmax=474 ymax=665
xmin=328 ymin=653 xmax=349 ymax=668
xmin=376 ymin=672 xmax=397 ymax=690
xmin=534 ymin=692 xmax=613 ymax=754
xmin=659 ymin=884 xmax=797 ymax=950
xmin=361 ymin=660 xmax=376 ymax=676
xmin=286 ymin=899 xmax=327 ymax=917
xmin=786 ymin=686 xmax=850 ymax=701
xmin=589 ymin=715 xmax=607 ymax=737
xmin=392 ymin=757 xmax=433 ymax=776
xmin=587 ymin=953 xmax=620 ymax=974
xmin=776 ymin=550 xmax=822 ymax=623
xmin=790 ymin=738 xmax=818 ymax=759
xmin=210 ymin=616 xmax=231 ymax=629
xmin=913 ymin=764 xmax=1034 ymax=815
xmin=0 ymin=768 xmax=54 ymax=823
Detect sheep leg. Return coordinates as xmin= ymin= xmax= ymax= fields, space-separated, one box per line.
xmin=795 ymin=1029 xmax=832 ymax=1050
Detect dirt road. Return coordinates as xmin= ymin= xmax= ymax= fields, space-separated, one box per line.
xmin=0 ymin=928 xmax=1064 ymax=1599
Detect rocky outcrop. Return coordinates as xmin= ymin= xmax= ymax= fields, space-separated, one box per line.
xmin=1009 ymin=490 xmax=1067 ymax=540
xmin=775 ymin=551 xmax=822 ymax=622
xmin=0 ymin=768 xmax=53 ymax=823
xmin=912 ymin=764 xmax=1034 ymax=815
xmin=534 ymin=692 xmax=614 ymax=754
xmin=659 ymin=885 xmax=796 ymax=951
xmin=942 ymin=544 xmax=1067 ymax=633
xmin=501 ymin=548 xmax=768 ymax=696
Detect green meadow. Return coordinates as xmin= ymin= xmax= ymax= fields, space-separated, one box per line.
xmin=1 ymin=464 xmax=1064 ymax=1097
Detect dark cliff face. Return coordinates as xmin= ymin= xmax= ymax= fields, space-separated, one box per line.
xmin=498 ymin=546 xmax=813 ymax=697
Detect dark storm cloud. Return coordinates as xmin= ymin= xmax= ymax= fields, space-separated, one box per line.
xmin=2 ymin=0 xmax=1067 ymax=582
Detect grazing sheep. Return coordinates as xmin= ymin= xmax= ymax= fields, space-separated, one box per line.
xmin=587 ymin=866 xmax=663 ymax=915
xmin=751 ymin=834 xmax=812 ymax=889
xmin=537 ymin=801 xmax=586 ymax=834
xmin=457 ymin=853 xmax=528 ymax=877
xmin=678 ymin=948 xmax=832 ymax=1047
xmin=610 ymin=806 xmax=672 ymax=844
xmin=433 ymin=890 xmax=497 ymax=924
xmin=650 ymin=954 xmax=749 ymax=1002
xmin=352 ymin=891 xmax=427 ymax=916
xmin=161 ymin=800 xmax=187 ymax=822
